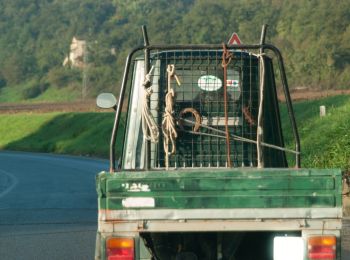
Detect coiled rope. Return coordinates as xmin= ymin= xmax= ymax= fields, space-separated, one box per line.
xmin=162 ymin=64 xmax=180 ymax=169
xmin=141 ymin=66 xmax=159 ymax=143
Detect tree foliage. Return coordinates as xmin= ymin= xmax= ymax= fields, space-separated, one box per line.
xmin=0 ymin=0 xmax=348 ymax=101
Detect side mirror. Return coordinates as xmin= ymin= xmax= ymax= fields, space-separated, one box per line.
xmin=96 ymin=93 xmax=117 ymax=109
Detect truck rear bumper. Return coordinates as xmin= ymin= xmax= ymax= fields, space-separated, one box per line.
xmin=98 ymin=208 xmax=342 ymax=233
xmin=99 ymin=207 xmax=342 ymax=222
xmin=99 ymin=217 xmax=342 ymax=233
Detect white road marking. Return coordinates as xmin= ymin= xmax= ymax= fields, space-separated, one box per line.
xmin=0 ymin=169 xmax=18 ymax=199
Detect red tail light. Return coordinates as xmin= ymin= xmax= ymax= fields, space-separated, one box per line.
xmin=308 ymin=236 xmax=336 ymax=260
xmin=106 ymin=237 xmax=134 ymax=260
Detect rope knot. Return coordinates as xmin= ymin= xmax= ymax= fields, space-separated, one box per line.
xmin=166 ymin=64 xmax=181 ymax=87
xmin=222 ymin=43 xmax=233 ymax=68
xmin=141 ymin=65 xmax=159 ymax=143
xmin=142 ymin=66 xmax=155 ymax=88
xmin=162 ymin=64 xmax=179 ymax=169
xmin=145 ymin=86 xmax=153 ymax=96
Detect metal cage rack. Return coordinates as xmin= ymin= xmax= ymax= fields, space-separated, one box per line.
xmin=145 ymin=50 xmax=261 ymax=168
xmin=110 ymin=25 xmax=300 ymax=172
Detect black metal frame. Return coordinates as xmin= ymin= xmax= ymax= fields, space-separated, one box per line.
xmin=109 ymin=26 xmax=300 ymax=172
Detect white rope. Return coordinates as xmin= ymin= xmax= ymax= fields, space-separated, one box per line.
xmin=162 ymin=88 xmax=177 ymax=154
xmin=141 ymin=66 xmax=159 ymax=143
xmin=253 ymin=52 xmax=266 ymax=168
xmin=162 ymin=64 xmax=180 ymax=169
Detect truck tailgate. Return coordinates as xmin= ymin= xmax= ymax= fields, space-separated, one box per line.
xmin=97 ymin=168 xmax=342 ymax=221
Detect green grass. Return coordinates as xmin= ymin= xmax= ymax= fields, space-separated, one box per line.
xmin=0 ymin=112 xmax=122 ymax=158
xmin=0 ymin=82 xmax=81 ymax=103
xmin=0 ymin=81 xmax=35 ymax=103
xmin=281 ymin=95 xmax=350 ymax=172
xmin=0 ymin=113 xmax=59 ymax=147
xmin=32 ymin=86 xmax=81 ymax=102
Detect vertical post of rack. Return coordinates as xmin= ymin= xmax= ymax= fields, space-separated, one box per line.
xmin=142 ymin=25 xmax=151 ymax=170
xmin=256 ymin=24 xmax=268 ymax=168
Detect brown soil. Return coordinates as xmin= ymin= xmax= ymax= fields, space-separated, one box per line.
xmin=0 ymin=100 xmax=100 ymax=114
xmin=278 ymin=89 xmax=350 ymax=102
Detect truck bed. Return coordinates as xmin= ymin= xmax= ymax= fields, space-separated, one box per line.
xmin=97 ymin=168 xmax=342 ymax=223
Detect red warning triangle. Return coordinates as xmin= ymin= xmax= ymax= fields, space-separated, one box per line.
xmin=228 ymin=32 xmax=242 ymax=45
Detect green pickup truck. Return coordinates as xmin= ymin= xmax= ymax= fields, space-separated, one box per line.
xmin=95 ymin=26 xmax=343 ymax=260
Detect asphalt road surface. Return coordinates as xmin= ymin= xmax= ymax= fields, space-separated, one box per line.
xmin=343 ymin=218 xmax=350 ymax=259
xmin=0 ymin=151 xmax=109 ymax=260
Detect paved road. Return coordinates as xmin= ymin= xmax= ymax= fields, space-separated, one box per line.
xmin=343 ymin=218 xmax=350 ymax=259
xmin=0 ymin=151 xmax=109 ymax=260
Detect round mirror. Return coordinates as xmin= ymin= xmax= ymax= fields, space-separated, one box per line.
xmin=96 ymin=93 xmax=117 ymax=109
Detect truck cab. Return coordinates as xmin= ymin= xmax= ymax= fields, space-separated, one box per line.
xmin=95 ymin=26 xmax=342 ymax=260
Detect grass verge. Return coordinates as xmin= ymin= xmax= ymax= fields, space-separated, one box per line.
xmin=281 ymin=94 xmax=350 ymax=172
xmin=0 ymin=112 xmax=123 ymax=158
xmin=0 ymin=82 xmax=81 ymax=103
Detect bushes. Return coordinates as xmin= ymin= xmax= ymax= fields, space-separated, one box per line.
xmin=0 ymin=73 xmax=6 ymax=89
xmin=46 ymin=67 xmax=81 ymax=89
xmin=20 ymin=79 xmax=49 ymax=99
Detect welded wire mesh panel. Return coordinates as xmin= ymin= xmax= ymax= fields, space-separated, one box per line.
xmin=147 ymin=50 xmax=260 ymax=168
